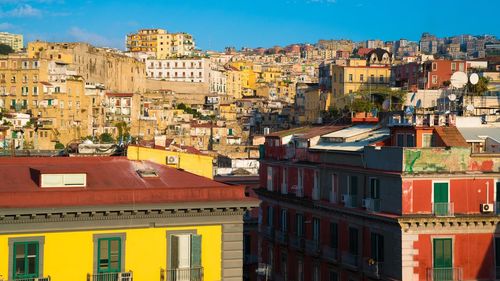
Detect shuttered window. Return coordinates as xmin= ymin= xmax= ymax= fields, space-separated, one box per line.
xmin=97 ymin=237 xmax=121 ymax=273
xmin=170 ymin=234 xmax=202 ymax=270
xmin=13 ymin=241 xmax=39 ymax=279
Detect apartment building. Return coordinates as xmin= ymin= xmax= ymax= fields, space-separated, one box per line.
xmin=0 ymin=32 xmax=23 ymax=51
xmin=146 ymin=58 xmax=209 ymax=83
xmin=257 ymin=116 xmax=500 ymax=281
xmin=126 ymin=28 xmax=195 ymax=58
xmin=331 ymin=49 xmax=392 ymax=108
xmin=0 ymin=157 xmax=258 ymax=281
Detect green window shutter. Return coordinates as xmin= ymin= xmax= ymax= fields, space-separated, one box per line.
xmin=48 ymin=99 xmax=52 ymax=106
xmin=190 ymin=234 xmax=202 ymax=268
xmin=98 ymin=238 xmax=121 ymax=273
xmin=171 ymin=235 xmax=179 ymax=269
xmin=433 ymin=238 xmax=452 ymax=268
xmin=434 ymin=183 xmax=449 ymax=203
xmin=13 ymin=241 xmax=39 ymax=278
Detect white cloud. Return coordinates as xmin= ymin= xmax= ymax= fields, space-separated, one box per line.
xmin=0 ymin=22 xmax=15 ymax=29
xmin=0 ymin=4 xmax=42 ymax=17
xmin=67 ymin=27 xmax=112 ymax=47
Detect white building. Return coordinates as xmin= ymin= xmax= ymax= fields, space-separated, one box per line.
xmin=146 ymin=58 xmax=209 ymax=83
xmin=0 ymin=32 xmax=23 ymax=51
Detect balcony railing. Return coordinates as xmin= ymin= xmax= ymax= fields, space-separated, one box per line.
xmin=9 ymin=276 xmax=50 ymax=281
xmin=363 ymin=198 xmax=381 ymax=212
xmin=275 ymin=230 xmax=288 ymax=245
xmin=305 ymin=239 xmax=321 ymax=256
xmin=322 ymin=246 xmax=338 ymax=263
xmin=364 ymin=258 xmax=384 ymax=278
xmin=86 ymin=272 xmax=133 ymax=281
xmin=426 ymin=267 xmax=462 ymax=281
xmin=341 ymin=251 xmax=359 ymax=268
xmin=289 ymin=234 xmax=305 ymax=251
xmin=312 ymin=187 xmax=320 ymax=200
xmin=432 ymin=202 xmax=454 ymax=217
xmin=163 ymin=267 xmax=203 ymax=281
xmin=329 ymin=191 xmax=338 ymax=204
xmin=342 ymin=194 xmax=358 ymax=208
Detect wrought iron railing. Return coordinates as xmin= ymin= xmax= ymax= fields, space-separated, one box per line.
xmin=426 ymin=267 xmax=462 ymax=281
xmin=87 ymin=272 xmax=133 ymax=281
xmin=305 ymin=239 xmax=321 ymax=255
xmin=164 ymin=267 xmax=203 ymax=281
xmin=322 ymin=246 xmax=338 ymax=263
xmin=342 ymin=194 xmax=358 ymax=208
xmin=341 ymin=251 xmax=359 ymax=268
xmin=289 ymin=234 xmax=305 ymax=250
xmin=363 ymin=198 xmax=381 ymax=212
xmin=364 ymin=258 xmax=384 ymax=278
xmin=9 ymin=277 xmax=51 ymax=281
xmin=432 ymin=202 xmax=454 ymax=217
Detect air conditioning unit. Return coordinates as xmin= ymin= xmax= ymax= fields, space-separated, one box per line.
xmin=118 ymin=272 xmax=133 ymax=281
xmin=480 ymin=203 xmax=494 ymax=213
xmin=166 ymin=155 xmax=179 ymax=164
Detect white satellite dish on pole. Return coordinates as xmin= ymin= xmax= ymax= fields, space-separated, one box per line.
xmin=450 ymin=71 xmax=468 ymax=88
xmin=448 ymin=94 xmax=457 ymax=101
xmin=469 ymin=73 xmax=479 ymax=85
xmin=466 ymin=104 xmax=475 ymax=112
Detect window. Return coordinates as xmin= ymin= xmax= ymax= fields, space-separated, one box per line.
xmin=432 ymin=75 xmax=437 ymax=84
xmin=433 ymin=238 xmax=452 ymax=269
xmin=312 ymin=263 xmax=320 ymax=281
xmin=281 ymin=167 xmax=288 ymax=194
xmin=432 ymin=62 xmax=437 ymax=71
xmin=97 ymin=238 xmax=121 ymax=273
xmin=433 ymin=182 xmax=449 ymax=216
xmin=370 ymin=178 xmax=380 ymax=199
xmin=423 ymin=133 xmax=433 ymax=147
xmin=406 ymin=134 xmax=415 ymax=147
xmin=33 ymin=87 xmax=38 ymax=96
xmin=168 ymin=232 xmax=202 ymax=278
xmin=348 ymin=74 xmax=353 ymax=82
xmin=297 ymin=259 xmax=304 ymax=281
xmin=280 ymin=209 xmax=288 ymax=232
xmin=379 ymin=75 xmax=384 ymax=83
xmin=267 ymin=206 xmax=274 ymax=227
xmin=396 ymin=133 xmax=405 ymax=147
xmin=297 ymin=168 xmax=304 ymax=197
xmin=312 ymin=170 xmax=320 ymax=200
xmin=329 ymin=271 xmax=339 ymax=281
xmin=40 ymin=173 xmax=86 ymax=188
xmin=360 ymin=74 xmax=364 ymax=82
xmin=371 ymin=233 xmax=384 ymax=262
xmin=281 ymin=252 xmax=288 ymax=280
xmin=296 ymin=213 xmax=304 ymax=237
xmin=330 ymin=173 xmax=338 ymax=203
xmin=451 ymin=62 xmax=456 ymax=71
xmin=312 ymin=218 xmax=320 ymax=242
xmin=330 ymin=222 xmax=338 ymax=249
xmin=370 ymin=74 xmax=375 ymax=83
xmin=459 ymin=63 xmax=464 ymax=72
xmin=348 ymin=227 xmax=359 ymax=255
xmin=267 ymin=166 xmax=273 ymax=191
xmin=12 ymin=241 xmax=40 ymax=279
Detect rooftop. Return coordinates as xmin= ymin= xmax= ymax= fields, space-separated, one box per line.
xmin=0 ymin=157 xmax=250 ymax=209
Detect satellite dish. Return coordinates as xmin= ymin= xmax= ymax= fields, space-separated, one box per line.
xmin=382 ymin=99 xmax=390 ymax=111
xmin=466 ymin=104 xmax=475 ymax=111
xmin=469 ymin=73 xmax=479 ymax=85
xmin=450 ymin=71 xmax=468 ymax=88
xmin=448 ymin=94 xmax=457 ymax=101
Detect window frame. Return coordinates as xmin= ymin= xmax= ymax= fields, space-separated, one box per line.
xmin=9 ymin=236 xmax=45 ymax=280
xmin=93 ymin=233 xmax=126 ymax=274
xmin=166 ymin=230 xmax=201 ymax=271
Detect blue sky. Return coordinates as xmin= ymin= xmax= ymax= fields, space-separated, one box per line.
xmin=0 ymin=0 xmax=498 ymax=51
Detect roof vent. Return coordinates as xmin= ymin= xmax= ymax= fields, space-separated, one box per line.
xmin=137 ymin=169 xmax=159 ymax=178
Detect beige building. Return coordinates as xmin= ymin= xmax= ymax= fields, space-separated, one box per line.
xmin=27 ymin=41 xmax=146 ymax=93
xmin=126 ymin=28 xmax=195 ymax=58
xmin=0 ymin=32 xmax=23 ymax=51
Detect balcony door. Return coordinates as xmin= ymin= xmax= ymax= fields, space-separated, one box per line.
xmin=433 ymin=182 xmax=449 ymax=216
xmin=433 ymin=238 xmax=452 ymax=280
xmin=170 ymin=234 xmax=202 ymax=281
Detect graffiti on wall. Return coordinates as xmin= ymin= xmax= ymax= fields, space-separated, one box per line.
xmin=403 ymin=147 xmax=470 ymax=173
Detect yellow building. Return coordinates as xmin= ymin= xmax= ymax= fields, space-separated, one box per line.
xmin=0 ymin=32 xmax=23 ymax=52
xmin=0 ymin=157 xmax=257 ymax=281
xmin=226 ymin=62 xmax=257 ymax=99
xmin=331 ymin=58 xmax=391 ymax=108
xmin=127 ymin=146 xmax=215 ymax=179
xmin=126 ymin=29 xmax=195 ymax=58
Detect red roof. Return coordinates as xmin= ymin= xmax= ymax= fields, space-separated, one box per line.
xmin=0 ymin=157 xmax=250 ymax=208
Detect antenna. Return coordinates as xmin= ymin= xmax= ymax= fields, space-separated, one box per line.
xmin=450 ymin=71 xmax=467 ymax=88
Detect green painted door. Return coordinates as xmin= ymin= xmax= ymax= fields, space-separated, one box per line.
xmin=433 ymin=238 xmax=453 ymax=280
xmin=434 ymin=182 xmax=449 ymax=216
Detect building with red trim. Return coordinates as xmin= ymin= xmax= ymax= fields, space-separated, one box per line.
xmin=256 ymin=115 xmax=500 ymax=281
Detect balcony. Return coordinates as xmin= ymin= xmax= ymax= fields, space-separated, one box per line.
xmin=363 ymin=198 xmax=381 ymax=212
xmin=496 ymin=202 xmax=500 ymax=215
xmin=322 ymin=246 xmax=338 ymax=263
xmin=86 ymin=272 xmax=133 ymax=281
xmin=432 ymin=202 xmax=454 ymax=217
xmin=262 ymin=225 xmax=275 ymax=241
xmin=329 ymin=191 xmax=338 ymax=204
xmin=425 ymin=267 xmax=462 ymax=281
xmin=312 ymin=187 xmax=320 ymax=200
xmin=163 ymin=267 xmax=204 ymax=281
xmin=364 ymin=258 xmax=384 ymax=278
xmin=289 ymin=234 xmax=305 ymax=251
xmin=275 ymin=230 xmax=288 ymax=245
xmin=305 ymin=239 xmax=321 ymax=256
xmin=342 ymin=194 xmax=358 ymax=208
xmin=9 ymin=276 xmax=50 ymax=281
xmin=341 ymin=251 xmax=359 ymax=268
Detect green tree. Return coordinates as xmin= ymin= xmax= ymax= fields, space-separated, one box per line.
xmin=0 ymin=44 xmax=14 ymax=55
xmin=99 ymin=133 xmax=115 ymax=143
xmin=176 ymin=103 xmax=187 ymax=110
xmin=351 ymin=99 xmax=373 ymax=113
xmin=115 ymin=121 xmax=130 ymax=140
xmin=54 ymin=142 xmax=65 ymax=149
xmin=467 ymin=76 xmax=490 ymax=95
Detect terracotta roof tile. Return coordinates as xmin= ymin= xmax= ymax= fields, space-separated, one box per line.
xmin=434 ymin=126 xmax=468 ymax=147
